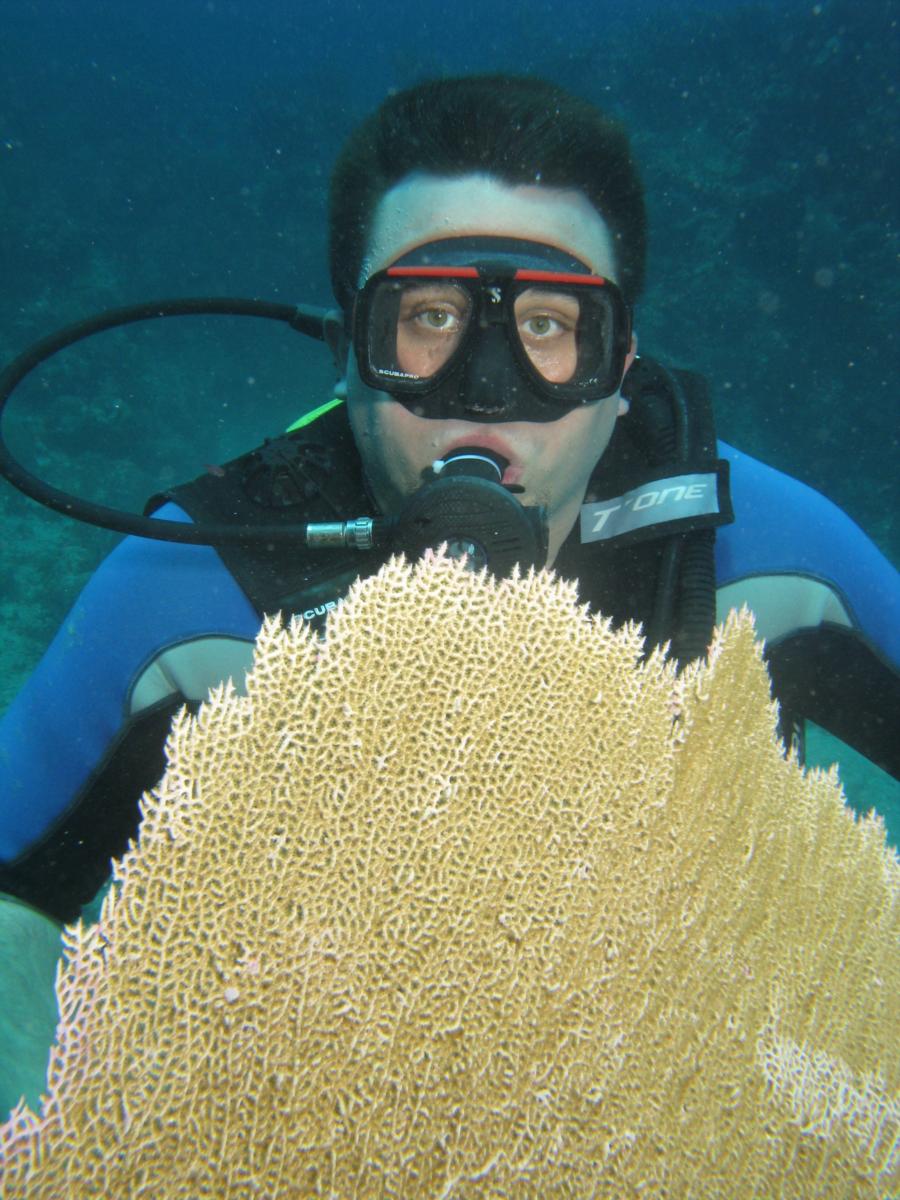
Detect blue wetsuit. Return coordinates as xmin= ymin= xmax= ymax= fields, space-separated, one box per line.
xmin=1 ymin=414 xmax=898 ymax=922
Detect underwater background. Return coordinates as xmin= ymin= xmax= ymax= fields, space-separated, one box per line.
xmin=0 ymin=0 xmax=897 ymax=838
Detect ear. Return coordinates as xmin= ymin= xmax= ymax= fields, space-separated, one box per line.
xmin=617 ymin=333 xmax=639 ymax=417
xmin=323 ymin=309 xmax=350 ymax=378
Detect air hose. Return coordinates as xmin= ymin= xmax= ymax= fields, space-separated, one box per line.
xmin=644 ymin=363 xmax=717 ymax=665
xmin=0 ymin=298 xmax=547 ymax=574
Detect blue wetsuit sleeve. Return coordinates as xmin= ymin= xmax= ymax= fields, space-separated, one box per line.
xmin=715 ymin=444 xmax=900 ymax=776
xmin=716 ymin=442 xmax=900 ymax=666
xmin=0 ymin=504 xmax=261 ymax=918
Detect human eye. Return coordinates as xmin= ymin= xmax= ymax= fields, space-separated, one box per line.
xmin=399 ymin=285 xmax=468 ymax=336
xmin=416 ymin=305 xmax=460 ymax=332
xmin=516 ymin=289 xmax=579 ymax=342
xmin=521 ymin=312 xmax=564 ymax=338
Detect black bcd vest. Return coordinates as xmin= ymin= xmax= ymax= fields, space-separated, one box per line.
xmin=150 ymin=356 xmax=733 ymax=664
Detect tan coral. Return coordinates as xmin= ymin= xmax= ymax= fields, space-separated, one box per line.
xmin=0 ymin=552 xmax=897 ymax=1198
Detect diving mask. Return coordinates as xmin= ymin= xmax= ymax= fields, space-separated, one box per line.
xmin=352 ymin=236 xmax=632 ymax=423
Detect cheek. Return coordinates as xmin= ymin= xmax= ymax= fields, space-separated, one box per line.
xmin=583 ymin=398 xmax=620 ymax=460
xmin=557 ymin=401 xmax=619 ymax=469
xmin=530 ymin=400 xmax=619 ymax=500
xmin=346 ymin=363 xmax=399 ymax=465
xmin=347 ymin=393 xmax=437 ymax=505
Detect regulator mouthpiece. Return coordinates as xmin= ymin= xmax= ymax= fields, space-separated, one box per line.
xmin=431 ymin=446 xmax=509 ymax=483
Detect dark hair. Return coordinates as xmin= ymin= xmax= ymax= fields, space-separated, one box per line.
xmin=328 ymin=74 xmax=647 ymax=315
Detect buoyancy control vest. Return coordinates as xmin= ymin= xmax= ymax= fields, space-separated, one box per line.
xmin=150 ymin=356 xmax=733 ymax=663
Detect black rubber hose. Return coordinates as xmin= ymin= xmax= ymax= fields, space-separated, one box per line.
xmin=0 ymin=298 xmax=332 ymax=544
xmin=645 ymin=363 xmax=689 ymax=651
xmin=671 ymin=528 xmax=718 ymax=664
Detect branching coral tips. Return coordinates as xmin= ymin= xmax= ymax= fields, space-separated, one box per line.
xmin=1 ymin=553 xmax=897 ymax=1198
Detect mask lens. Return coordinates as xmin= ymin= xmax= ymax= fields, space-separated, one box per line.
xmin=514 ymin=287 xmax=581 ymax=384
xmin=366 ymin=278 xmax=473 ymax=385
xmin=513 ymin=283 xmax=615 ymax=391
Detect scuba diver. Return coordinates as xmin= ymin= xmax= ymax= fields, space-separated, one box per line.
xmin=0 ymin=73 xmax=898 ymax=942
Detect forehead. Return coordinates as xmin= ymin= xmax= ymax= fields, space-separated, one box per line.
xmin=361 ymin=172 xmax=618 ymax=283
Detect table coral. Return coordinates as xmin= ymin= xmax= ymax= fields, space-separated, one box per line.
xmin=1 ymin=552 xmax=897 ymax=1198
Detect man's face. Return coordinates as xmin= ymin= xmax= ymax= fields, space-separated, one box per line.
xmin=343 ymin=173 xmax=637 ymax=565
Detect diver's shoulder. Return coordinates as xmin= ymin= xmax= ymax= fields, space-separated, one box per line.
xmin=715 ymin=440 xmax=899 ymax=643
xmin=717 ymin=440 xmax=889 ymax=553
xmin=73 ymin=501 xmax=260 ymax=642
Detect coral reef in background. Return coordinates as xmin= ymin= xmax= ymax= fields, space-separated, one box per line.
xmin=0 ymin=554 xmax=897 ymax=1198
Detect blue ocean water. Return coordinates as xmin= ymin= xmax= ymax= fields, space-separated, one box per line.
xmin=0 ymin=0 xmax=897 ymax=808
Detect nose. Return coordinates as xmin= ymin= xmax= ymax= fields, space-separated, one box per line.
xmin=461 ymin=325 xmax=523 ymax=419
